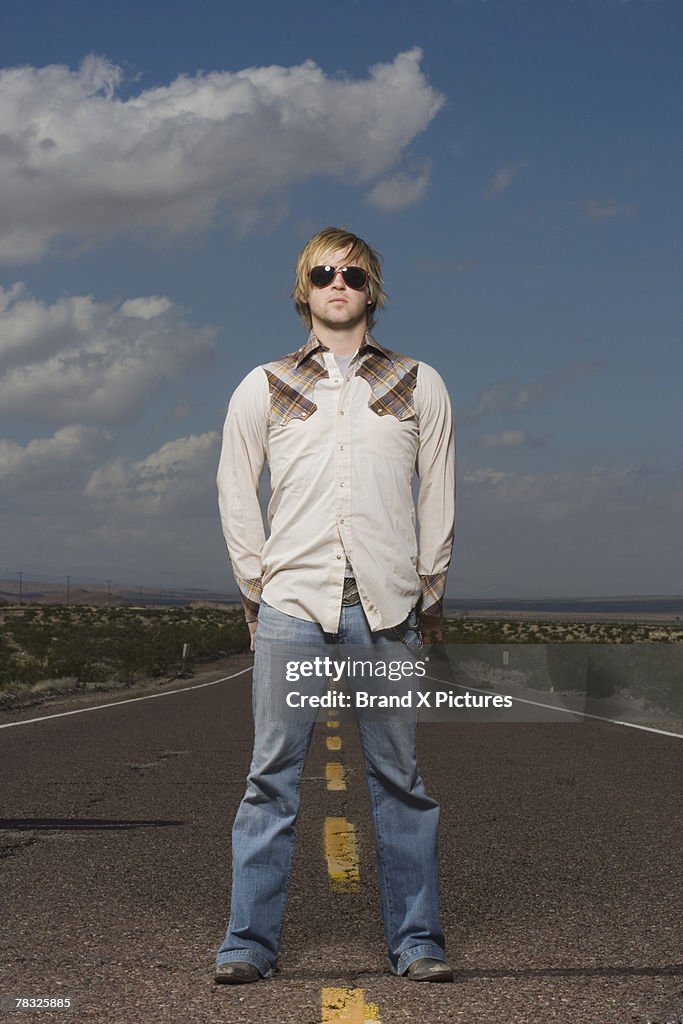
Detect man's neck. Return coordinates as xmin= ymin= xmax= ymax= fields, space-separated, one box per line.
xmin=310 ymin=316 xmax=368 ymax=356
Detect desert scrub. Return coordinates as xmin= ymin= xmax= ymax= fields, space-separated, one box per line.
xmin=440 ymin=618 xmax=683 ymax=644
xmin=0 ymin=604 xmax=249 ymax=691
xmin=439 ymin=621 xmax=682 ymax=718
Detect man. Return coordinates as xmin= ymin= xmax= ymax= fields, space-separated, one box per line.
xmin=215 ymin=227 xmax=455 ymax=984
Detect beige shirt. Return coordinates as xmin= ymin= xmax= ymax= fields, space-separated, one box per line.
xmin=217 ymin=333 xmax=455 ymax=633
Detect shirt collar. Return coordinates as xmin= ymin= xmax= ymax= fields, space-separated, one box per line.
xmin=295 ymin=330 xmax=393 ymax=368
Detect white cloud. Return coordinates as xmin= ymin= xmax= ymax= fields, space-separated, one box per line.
xmin=0 ymin=49 xmax=444 ymax=264
xmin=583 ymin=199 xmax=637 ymax=220
xmin=84 ymin=431 xmax=220 ymax=515
xmin=455 ymin=462 xmax=682 ymax=595
xmin=365 ymin=161 xmax=432 ymax=210
xmin=0 ymin=285 xmax=217 ymax=423
xmin=485 ymin=160 xmax=529 ymax=197
xmin=463 ymin=463 xmax=676 ymax=523
xmin=476 ymin=430 xmax=551 ymax=449
xmin=0 ymin=429 xmax=225 ymax=586
xmin=463 ymin=464 xmax=613 ymax=513
xmin=460 ymin=363 xmax=599 ymax=423
xmin=3 ymin=436 xmax=679 ymax=595
xmin=0 ymin=425 xmax=111 ymax=487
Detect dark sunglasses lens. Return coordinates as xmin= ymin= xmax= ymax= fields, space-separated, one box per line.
xmin=310 ymin=266 xmax=335 ymax=288
xmin=341 ymin=267 xmax=367 ymax=290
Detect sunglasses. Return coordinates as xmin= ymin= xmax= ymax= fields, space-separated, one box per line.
xmin=309 ymin=264 xmax=368 ymax=291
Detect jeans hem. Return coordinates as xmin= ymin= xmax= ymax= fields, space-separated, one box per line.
xmin=216 ymin=950 xmax=273 ymax=977
xmin=393 ymin=944 xmax=448 ymax=976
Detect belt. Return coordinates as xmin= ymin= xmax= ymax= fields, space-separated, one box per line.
xmin=341 ymin=577 xmax=361 ymax=607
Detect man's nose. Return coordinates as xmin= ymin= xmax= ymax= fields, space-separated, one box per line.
xmin=330 ymin=270 xmax=346 ymax=287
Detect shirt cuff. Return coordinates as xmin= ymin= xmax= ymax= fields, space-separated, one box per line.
xmin=235 ymin=574 xmax=262 ymax=623
xmin=418 ymin=571 xmax=448 ymax=619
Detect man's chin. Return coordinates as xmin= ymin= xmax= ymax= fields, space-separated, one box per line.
xmin=313 ymin=310 xmax=367 ymax=332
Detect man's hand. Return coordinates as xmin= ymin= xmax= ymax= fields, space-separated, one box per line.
xmin=419 ymin=613 xmax=443 ymax=645
xmin=247 ymin=620 xmax=258 ymax=652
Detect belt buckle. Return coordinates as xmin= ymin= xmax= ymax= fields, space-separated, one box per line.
xmin=342 ymin=577 xmax=360 ymax=607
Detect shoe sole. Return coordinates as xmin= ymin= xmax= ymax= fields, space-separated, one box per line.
xmin=408 ymin=971 xmax=453 ymax=982
xmin=405 ymin=966 xmax=454 ymax=982
xmin=214 ymin=968 xmax=261 ymax=985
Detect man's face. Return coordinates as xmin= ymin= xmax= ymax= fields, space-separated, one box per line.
xmin=306 ymin=247 xmax=371 ymax=332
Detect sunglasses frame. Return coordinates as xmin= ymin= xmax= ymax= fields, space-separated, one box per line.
xmin=309 ymin=264 xmax=368 ymax=291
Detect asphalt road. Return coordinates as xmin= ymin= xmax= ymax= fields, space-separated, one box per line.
xmin=0 ymin=656 xmax=681 ymax=1024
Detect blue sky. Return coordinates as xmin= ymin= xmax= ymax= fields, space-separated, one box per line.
xmin=0 ymin=0 xmax=680 ymax=598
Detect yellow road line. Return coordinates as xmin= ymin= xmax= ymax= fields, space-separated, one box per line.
xmin=321 ymin=988 xmax=381 ymax=1024
xmin=325 ymin=762 xmax=347 ymax=791
xmin=327 ymin=720 xmax=340 ymax=729
xmin=324 ymin=817 xmax=360 ymax=891
xmin=326 ymin=735 xmax=342 ymax=752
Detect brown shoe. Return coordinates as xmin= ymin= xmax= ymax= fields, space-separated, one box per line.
xmin=405 ymin=958 xmax=454 ymax=982
xmin=215 ymin=961 xmax=262 ymax=984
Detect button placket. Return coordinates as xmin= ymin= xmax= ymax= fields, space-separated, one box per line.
xmin=320 ymin=351 xmax=347 ymax=624
xmin=334 ymin=369 xmax=353 ymax=567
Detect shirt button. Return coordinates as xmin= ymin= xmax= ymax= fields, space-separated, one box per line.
xmin=340 ymin=482 xmax=344 ymax=487
xmin=339 ymin=411 xmax=345 ymax=416
xmin=339 ymin=445 xmax=344 ymax=450
xmin=336 ymin=554 xmax=342 ymax=560
xmin=339 ymin=518 xmax=344 ymax=524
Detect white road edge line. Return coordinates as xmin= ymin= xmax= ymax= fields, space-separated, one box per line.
xmin=425 ymin=674 xmax=683 ymax=740
xmin=4 ymin=666 xmax=679 ymax=740
xmin=0 ymin=667 xmax=253 ymax=730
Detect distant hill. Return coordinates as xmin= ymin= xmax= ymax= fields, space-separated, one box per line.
xmin=1 ymin=578 xmax=681 ymax=621
xmin=0 ymin=578 xmax=240 ymax=608
xmin=444 ymin=596 xmax=683 ymax=622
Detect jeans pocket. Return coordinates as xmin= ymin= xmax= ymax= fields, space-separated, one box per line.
xmin=392 ymin=607 xmax=424 ymax=654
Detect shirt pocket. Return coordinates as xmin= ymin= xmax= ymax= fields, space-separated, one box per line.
xmin=360 ymin=405 xmax=419 ymax=465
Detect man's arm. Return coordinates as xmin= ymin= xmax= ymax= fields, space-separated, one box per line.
xmin=216 ymin=367 xmax=269 ymax=647
xmin=414 ymin=362 xmax=456 ymax=643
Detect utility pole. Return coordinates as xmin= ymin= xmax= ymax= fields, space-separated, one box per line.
xmin=18 ymin=571 xmax=23 ymax=606
xmin=107 ymin=580 xmax=112 ymax=606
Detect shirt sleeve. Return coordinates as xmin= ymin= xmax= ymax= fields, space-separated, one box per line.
xmin=216 ymin=367 xmax=269 ymax=622
xmin=414 ymin=362 xmax=456 ymax=618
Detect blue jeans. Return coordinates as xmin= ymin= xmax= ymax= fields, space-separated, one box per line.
xmin=216 ymin=600 xmax=446 ymax=976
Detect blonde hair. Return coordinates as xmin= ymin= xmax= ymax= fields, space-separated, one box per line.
xmin=292 ymin=227 xmax=388 ymax=330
